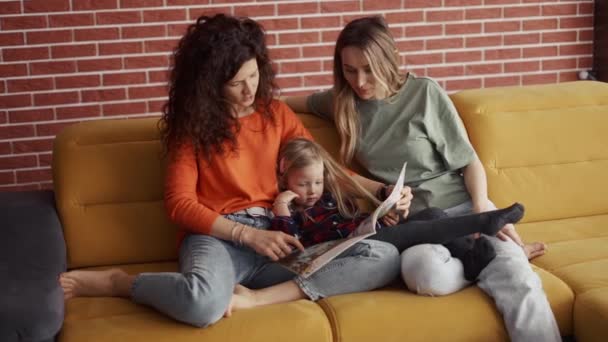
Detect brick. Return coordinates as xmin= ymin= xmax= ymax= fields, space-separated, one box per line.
xmin=579 ymin=2 xmax=594 ymax=15
xmin=405 ymin=25 xmax=443 ymax=37
xmin=504 ymin=33 xmax=540 ymax=46
xmin=0 ymin=124 xmax=35 ymax=139
xmin=167 ymin=0 xmax=210 ymax=5
xmin=504 ymin=6 xmax=540 ymax=18
xmin=321 ymin=1 xmax=360 ymax=13
xmin=38 ymin=153 xmax=53 ymax=167
xmin=1 ymin=15 xmax=47 ymax=30
xmin=0 ymin=142 xmax=10 ymax=154
xmin=128 ymin=85 xmax=168 ymax=99
xmin=466 ymin=35 xmax=502 ymax=48
xmin=144 ymin=39 xmax=178 ymax=53
xmin=121 ymin=0 xmax=163 ymax=8
xmin=8 ymin=108 xmax=54 ymax=123
xmin=167 ymin=23 xmax=189 ymax=37
xmin=579 ymin=29 xmax=593 ymax=42
xmin=188 ymin=6 xmax=233 ymax=21
xmin=321 ymin=30 xmax=341 ymax=43
xmin=36 ymin=121 xmax=75 ymax=136
xmin=446 ymin=78 xmax=482 ymax=91
xmin=103 ymin=71 xmax=147 ymax=86
xmin=24 ymin=0 xmax=69 ymax=13
xmin=0 ymin=64 xmax=27 ymax=77
xmin=485 ymin=0 xmax=520 ymax=4
xmin=7 ymin=78 xmax=54 ymax=93
xmin=0 ymin=32 xmax=25 ymax=46
xmin=233 ymin=5 xmax=275 ymax=17
xmin=362 ymin=0 xmax=402 ymax=10
xmin=75 ymin=27 xmax=120 ymax=41
xmin=523 ymin=19 xmax=558 ymax=31
xmin=386 ymin=11 xmax=424 ymax=23
xmin=268 ymin=47 xmax=300 ymax=60
xmin=465 ymin=8 xmax=501 ymax=20
xmin=578 ymin=56 xmax=593 ymax=69
xmin=445 ymin=0 xmax=481 ymax=5
xmin=465 ymin=63 xmax=503 ymax=75
xmin=303 ymin=74 xmax=333 ymax=87
xmin=405 ymin=53 xmax=443 ymax=65
xmin=302 ymin=45 xmax=334 ymax=58
xmin=81 ymin=88 xmax=127 ymax=102
xmin=426 ymin=10 xmax=464 ymax=22
xmin=121 ymin=25 xmax=166 ymax=39
xmin=302 ymin=16 xmax=341 ymax=29
xmin=484 ymin=48 xmax=521 ymax=60
xmin=0 ymin=171 xmax=15 ymax=185
xmin=55 ymin=75 xmax=100 ymax=89
xmin=51 ymin=44 xmax=96 ymax=59
xmin=17 ymin=168 xmax=53 ymax=183
xmin=31 ymin=61 xmax=77 ymax=75
xmin=279 ymin=32 xmax=320 ymax=45
xmin=426 ymin=38 xmax=463 ymax=50
xmin=560 ymin=16 xmax=593 ymax=29
xmin=0 ymin=155 xmax=37 ymax=170
xmin=445 ymin=23 xmax=481 ymax=36
xmin=542 ymin=58 xmax=577 ymax=71
xmin=504 ymin=61 xmax=540 ymax=73
xmin=96 ymin=11 xmax=142 ymax=25
xmin=0 ymin=184 xmax=41 ymax=191
xmin=27 ymin=30 xmax=72 ymax=44
xmin=34 ymin=91 xmax=79 ymax=106
xmin=148 ymin=70 xmax=169 ymax=83
xmin=147 ymin=100 xmax=166 ymax=114
xmin=56 ymin=105 xmax=101 ymax=119
xmin=446 ymin=51 xmax=482 ymax=63
xmin=278 ymin=2 xmax=318 ymax=15
xmin=49 ymin=13 xmax=95 ymax=27
xmin=99 ymin=41 xmax=143 ymax=55
xmin=523 ymin=46 xmax=558 ymax=58
xmin=484 ymin=21 xmax=521 ymax=33
xmin=0 ymin=1 xmax=21 ymax=15
xmin=559 ymin=43 xmax=593 ymax=56
xmin=124 ymin=55 xmax=169 ymax=69
xmin=280 ymin=61 xmax=322 ymax=74
xmin=542 ymin=31 xmax=577 ymax=44
xmin=12 ymin=138 xmax=54 ymax=153
xmin=542 ymin=4 xmax=577 ymax=16
xmin=522 ymin=73 xmax=558 ymax=85
xmin=485 ymin=75 xmax=521 ymax=88
xmin=3 ymin=47 xmax=49 ymax=62
xmin=559 ymin=71 xmax=579 ymax=82
xmin=275 ymin=76 xmax=303 ymax=89
xmin=257 ymin=18 xmax=298 ymax=31
xmin=396 ymin=40 xmax=424 ymax=53
xmin=427 ymin=66 xmax=464 ymax=78
xmin=0 ymin=94 xmax=32 ymax=109
xmin=73 ymin=0 xmax=118 ymax=11
xmin=404 ymin=0 xmax=442 ymax=9
xmin=143 ymin=9 xmax=187 ymax=22
xmin=102 ymin=101 xmax=147 ymax=116
xmin=78 ymin=58 xmax=123 ymax=72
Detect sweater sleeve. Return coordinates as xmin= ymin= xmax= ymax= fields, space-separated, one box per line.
xmin=164 ymin=142 xmax=219 ymax=235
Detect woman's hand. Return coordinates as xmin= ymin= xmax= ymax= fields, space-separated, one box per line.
xmin=241 ymin=228 xmax=305 ymax=261
xmin=380 ymin=185 xmax=413 ymax=226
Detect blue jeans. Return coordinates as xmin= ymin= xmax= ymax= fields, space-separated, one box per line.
xmin=131 ymin=213 xmax=399 ymax=327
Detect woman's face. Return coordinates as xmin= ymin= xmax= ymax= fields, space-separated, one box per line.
xmin=223 ymin=58 xmax=259 ymax=116
xmin=340 ymin=46 xmax=386 ymax=100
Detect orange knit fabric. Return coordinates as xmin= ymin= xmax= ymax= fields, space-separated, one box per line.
xmin=164 ymin=100 xmax=312 ymax=247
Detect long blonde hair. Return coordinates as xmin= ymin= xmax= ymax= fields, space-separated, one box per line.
xmin=277 ymin=138 xmax=379 ymax=218
xmin=333 ymin=16 xmax=405 ymax=164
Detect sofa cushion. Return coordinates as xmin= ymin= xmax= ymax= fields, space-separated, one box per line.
xmin=574 ymin=288 xmax=608 ymax=342
xmin=319 ymin=267 xmax=573 ymax=342
xmin=59 ymin=262 xmax=333 ymax=342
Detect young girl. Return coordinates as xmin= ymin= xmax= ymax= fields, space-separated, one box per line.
xmin=270 ymin=138 xmax=525 ymax=281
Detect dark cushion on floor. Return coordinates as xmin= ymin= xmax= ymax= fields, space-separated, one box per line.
xmin=0 ymin=191 xmax=66 ymax=342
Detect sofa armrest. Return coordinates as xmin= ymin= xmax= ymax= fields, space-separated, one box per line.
xmin=0 ymin=190 xmax=66 ymax=342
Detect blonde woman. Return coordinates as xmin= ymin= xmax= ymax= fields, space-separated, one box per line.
xmin=285 ymin=16 xmax=559 ymax=342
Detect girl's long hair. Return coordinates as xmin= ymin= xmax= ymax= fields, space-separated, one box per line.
xmin=278 ymin=138 xmax=380 ymax=218
xmin=332 ymin=16 xmax=405 ymax=164
xmin=160 ymin=14 xmax=277 ymax=161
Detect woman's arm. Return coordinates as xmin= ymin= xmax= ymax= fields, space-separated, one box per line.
xmin=281 ymin=95 xmax=311 ymax=113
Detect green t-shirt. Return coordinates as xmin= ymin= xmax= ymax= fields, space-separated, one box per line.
xmin=307 ymin=73 xmax=476 ymax=214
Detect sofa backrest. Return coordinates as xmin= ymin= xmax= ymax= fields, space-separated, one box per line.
xmin=451 ymin=81 xmax=608 ymax=223
xmin=53 ymin=113 xmax=343 ymax=268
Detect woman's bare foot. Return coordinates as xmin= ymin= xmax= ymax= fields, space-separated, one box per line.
xmin=523 ymin=242 xmax=547 ymax=260
xmin=224 ymin=285 xmax=258 ymax=317
xmin=59 ymin=268 xmax=132 ymax=300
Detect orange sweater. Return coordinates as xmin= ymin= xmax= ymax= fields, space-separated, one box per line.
xmin=164 ymin=100 xmax=312 ymax=247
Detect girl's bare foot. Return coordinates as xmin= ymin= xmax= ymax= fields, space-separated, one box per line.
xmin=59 ymin=268 xmax=131 ymax=300
xmin=224 ymin=284 xmax=258 ymax=317
xmin=523 ymin=242 xmax=547 ymax=260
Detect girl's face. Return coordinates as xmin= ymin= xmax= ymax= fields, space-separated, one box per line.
xmin=341 ymin=46 xmax=387 ymax=100
xmin=286 ymin=160 xmax=324 ymax=207
xmin=223 ymin=58 xmax=259 ymax=116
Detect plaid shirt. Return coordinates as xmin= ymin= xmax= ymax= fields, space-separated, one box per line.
xmin=270 ymin=192 xmax=370 ymax=247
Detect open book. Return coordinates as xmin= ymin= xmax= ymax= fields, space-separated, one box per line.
xmin=278 ymin=162 xmax=407 ymax=278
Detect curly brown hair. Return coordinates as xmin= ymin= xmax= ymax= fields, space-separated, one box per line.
xmin=160 ymin=14 xmax=277 ymax=161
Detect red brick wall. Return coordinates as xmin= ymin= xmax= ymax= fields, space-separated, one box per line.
xmin=0 ymin=0 xmax=595 ymax=190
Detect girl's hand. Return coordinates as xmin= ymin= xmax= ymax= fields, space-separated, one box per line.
xmin=275 ymin=190 xmax=299 ymax=205
xmin=241 ymin=228 xmax=304 ymax=261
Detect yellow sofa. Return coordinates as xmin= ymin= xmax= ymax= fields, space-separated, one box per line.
xmin=53 ymin=81 xmax=608 ymax=341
